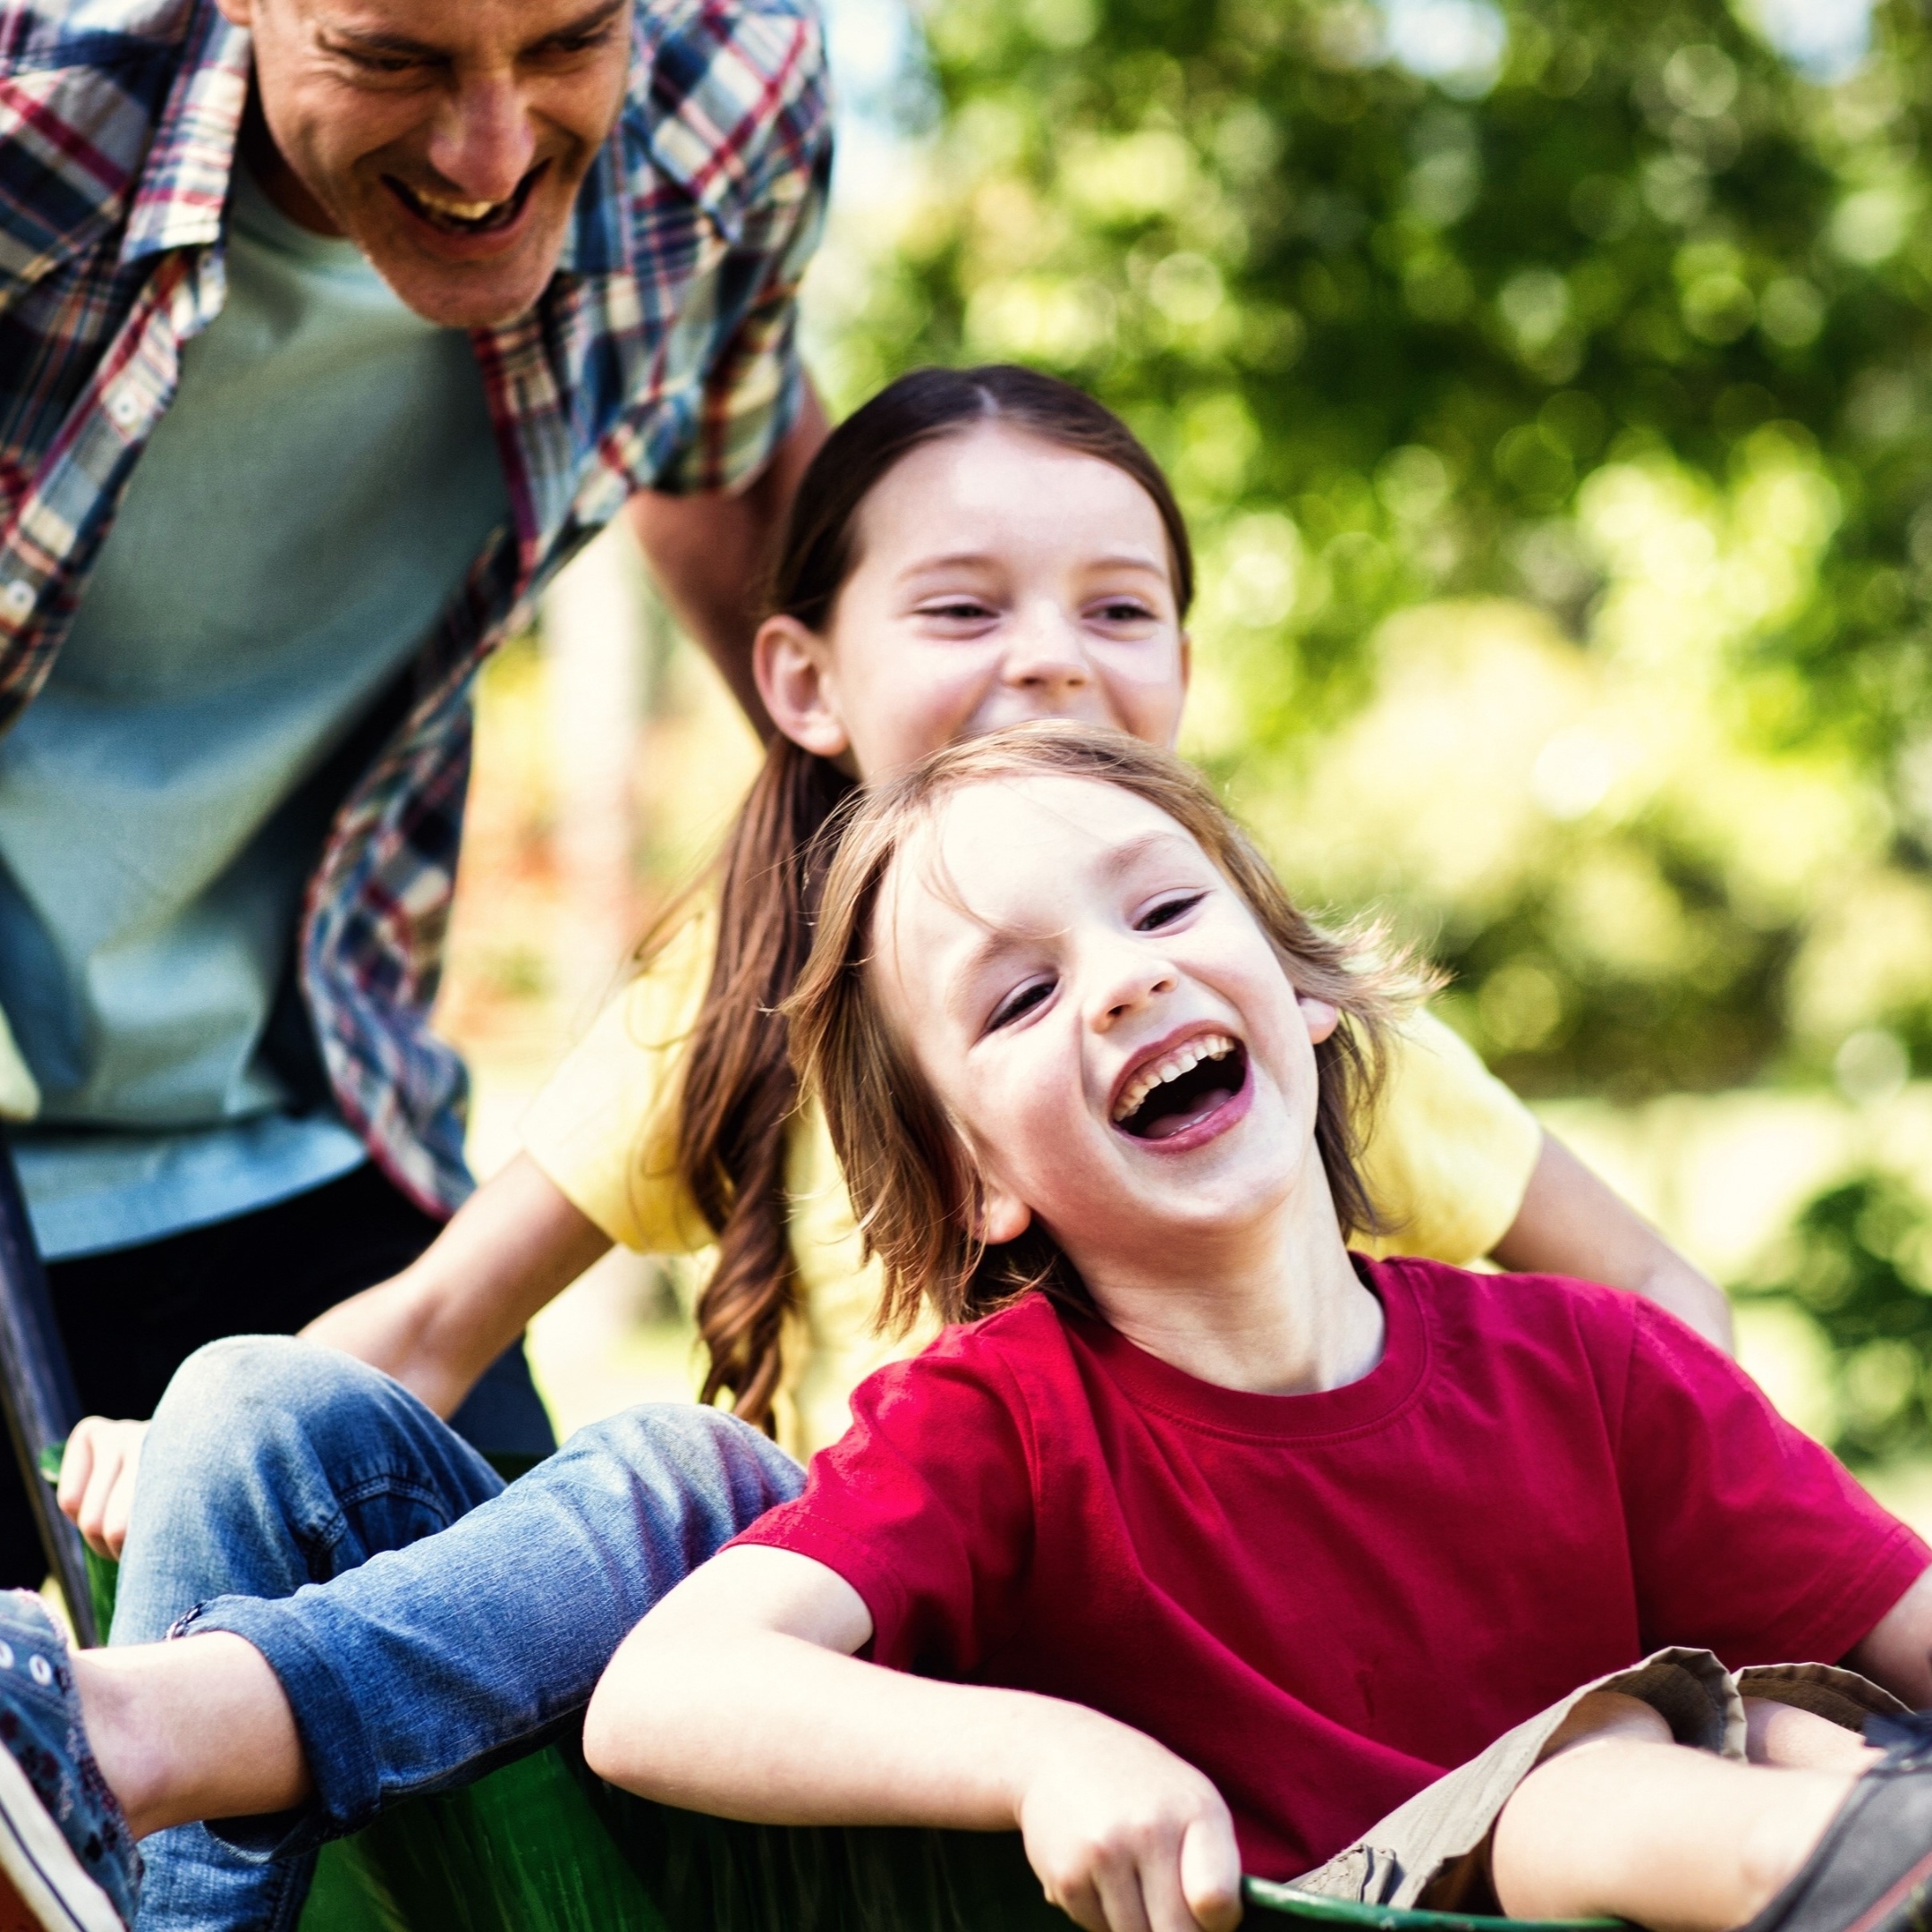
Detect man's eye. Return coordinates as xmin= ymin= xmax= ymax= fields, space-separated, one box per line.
xmin=538 ymin=27 xmax=618 ymax=55
xmin=342 ymin=49 xmax=426 ymax=73
xmin=988 ymin=979 xmax=1052 ymax=1030
xmin=1136 ymin=893 xmax=1204 ymax=931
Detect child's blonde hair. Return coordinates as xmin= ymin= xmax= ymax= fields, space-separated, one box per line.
xmin=787 ymin=722 xmax=1428 ymax=1333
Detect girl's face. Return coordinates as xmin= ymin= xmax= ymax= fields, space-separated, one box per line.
xmin=756 ymin=425 xmax=1190 ymax=780
xmin=870 ymin=775 xmax=1339 ymax=1298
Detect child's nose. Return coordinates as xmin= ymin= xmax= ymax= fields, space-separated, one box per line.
xmin=1002 ymin=610 xmax=1093 ymax=691
xmin=1089 ymin=942 xmax=1178 ymax=1029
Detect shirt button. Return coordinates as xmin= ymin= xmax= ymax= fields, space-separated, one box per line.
xmin=0 ymin=581 xmax=31 ymax=616
xmin=107 ymin=391 xmax=140 ymax=428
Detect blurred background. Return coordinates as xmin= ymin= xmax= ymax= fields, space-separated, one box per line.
xmin=436 ymin=0 xmax=1932 ymax=1519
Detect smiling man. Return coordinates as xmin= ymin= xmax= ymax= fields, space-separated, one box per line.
xmin=0 ymin=0 xmax=828 ymax=1579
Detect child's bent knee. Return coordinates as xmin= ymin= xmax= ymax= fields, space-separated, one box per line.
xmin=1538 ymin=1690 xmax=1676 ymax=1764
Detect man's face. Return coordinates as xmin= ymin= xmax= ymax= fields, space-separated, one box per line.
xmin=222 ymin=0 xmax=633 ymax=327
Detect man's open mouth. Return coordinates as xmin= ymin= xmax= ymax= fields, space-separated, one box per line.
xmin=1111 ymin=1033 xmax=1249 ymax=1141
xmin=385 ymin=162 xmax=547 ymax=236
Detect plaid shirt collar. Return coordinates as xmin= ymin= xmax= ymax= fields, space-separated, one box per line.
xmin=118 ymin=4 xmax=248 ymax=268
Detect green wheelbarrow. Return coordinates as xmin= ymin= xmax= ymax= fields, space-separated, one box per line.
xmin=0 ymin=1136 xmax=1610 ymax=1932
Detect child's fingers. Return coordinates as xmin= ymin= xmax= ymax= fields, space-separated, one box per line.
xmin=1178 ymin=1814 xmax=1243 ymax=1931
xmin=1041 ymin=1870 xmax=1112 ymax=1932
xmin=53 ymin=1424 xmax=95 ymax=1517
xmin=97 ymin=1453 xmax=139 ymax=1561
xmin=75 ymin=1453 xmax=123 ymax=1556
xmin=1092 ymin=1857 xmax=1159 ymax=1932
xmin=63 ymin=1420 xmax=147 ymax=1557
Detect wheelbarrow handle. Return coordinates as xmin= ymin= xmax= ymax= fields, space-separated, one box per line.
xmin=0 ymin=1134 xmax=97 ymax=1646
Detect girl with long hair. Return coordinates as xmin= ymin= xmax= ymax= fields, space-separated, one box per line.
xmin=60 ymin=364 xmax=1726 ymax=1543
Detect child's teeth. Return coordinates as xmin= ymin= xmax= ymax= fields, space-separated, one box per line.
xmin=1112 ymin=1034 xmax=1236 ymax=1123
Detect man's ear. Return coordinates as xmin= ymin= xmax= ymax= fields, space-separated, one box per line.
xmin=977 ymin=1183 xmax=1032 ymax=1249
xmin=1298 ymin=995 xmax=1341 ymax=1045
xmin=754 ymin=616 xmax=850 ymax=759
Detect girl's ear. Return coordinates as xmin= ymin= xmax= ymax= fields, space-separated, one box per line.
xmin=755 ymin=616 xmax=851 ymax=759
xmin=977 ymin=1183 xmax=1032 ymax=1249
xmin=1298 ymin=995 xmax=1341 ymax=1045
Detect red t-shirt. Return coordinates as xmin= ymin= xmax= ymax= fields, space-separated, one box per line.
xmin=732 ymin=1257 xmax=1928 ymax=1878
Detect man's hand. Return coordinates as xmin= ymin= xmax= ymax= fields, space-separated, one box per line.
xmin=1013 ymin=1708 xmax=1243 ymax=1932
xmin=625 ymin=384 xmax=830 ymax=734
xmin=56 ymin=1416 xmax=150 ymax=1559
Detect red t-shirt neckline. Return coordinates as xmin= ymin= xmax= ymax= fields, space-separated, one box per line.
xmin=1066 ymin=1257 xmax=1430 ymax=1444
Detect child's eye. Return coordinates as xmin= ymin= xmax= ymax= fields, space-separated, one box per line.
xmin=1093 ymin=599 xmax=1157 ymax=624
xmin=919 ymin=598 xmax=996 ymax=623
xmin=987 ymin=979 xmax=1053 ymax=1031
xmin=1136 ymin=892 xmax=1204 ymax=931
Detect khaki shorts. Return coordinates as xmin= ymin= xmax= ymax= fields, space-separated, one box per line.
xmin=1292 ymin=1648 xmax=1906 ymax=1912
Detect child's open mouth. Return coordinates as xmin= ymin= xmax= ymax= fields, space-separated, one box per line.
xmin=385 ymin=163 xmax=547 ymax=236
xmin=1111 ymin=1033 xmax=1250 ymax=1141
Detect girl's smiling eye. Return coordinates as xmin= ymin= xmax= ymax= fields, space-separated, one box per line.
xmin=987 ymin=977 xmax=1055 ymax=1033
xmin=917 ymin=596 xmax=999 ymax=626
xmin=1090 ymin=596 xmax=1158 ymax=626
xmin=1135 ymin=890 xmax=1205 ymax=932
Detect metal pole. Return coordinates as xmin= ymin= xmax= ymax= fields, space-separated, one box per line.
xmin=0 ymin=1136 xmax=96 ymax=1646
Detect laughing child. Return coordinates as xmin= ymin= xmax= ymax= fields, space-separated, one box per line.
xmin=585 ymin=722 xmax=1932 ymax=1932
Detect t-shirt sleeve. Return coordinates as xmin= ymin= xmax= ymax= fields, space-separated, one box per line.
xmin=729 ymin=1343 xmax=1038 ymax=1675
xmin=1613 ymin=1298 xmax=1929 ymax=1665
xmin=1354 ymin=1009 xmax=1544 ymax=1265
xmin=518 ymin=912 xmax=718 ymax=1254
xmin=646 ymin=7 xmax=833 ymax=495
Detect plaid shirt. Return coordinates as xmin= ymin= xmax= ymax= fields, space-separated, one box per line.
xmin=0 ymin=0 xmax=830 ymax=1214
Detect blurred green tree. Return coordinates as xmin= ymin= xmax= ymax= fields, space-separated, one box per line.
xmin=1737 ymin=1169 xmax=1932 ymax=1465
xmin=838 ymin=0 xmax=1932 ymax=1100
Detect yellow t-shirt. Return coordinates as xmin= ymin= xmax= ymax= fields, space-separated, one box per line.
xmin=520 ymin=911 xmax=1543 ymax=1457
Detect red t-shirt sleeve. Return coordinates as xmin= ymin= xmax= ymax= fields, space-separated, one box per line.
xmin=728 ymin=1336 xmax=1038 ymax=1674
xmin=1612 ymin=1297 xmax=1929 ymax=1665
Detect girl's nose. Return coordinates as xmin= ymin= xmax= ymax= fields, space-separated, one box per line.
xmin=1001 ymin=610 xmax=1094 ymax=693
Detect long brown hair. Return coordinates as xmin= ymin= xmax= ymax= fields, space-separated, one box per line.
xmin=787 ymin=724 xmax=1427 ymax=1334
xmin=671 ymin=368 xmax=1196 ymax=1428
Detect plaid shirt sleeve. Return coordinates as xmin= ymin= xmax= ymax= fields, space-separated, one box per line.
xmin=642 ymin=0 xmax=833 ymax=495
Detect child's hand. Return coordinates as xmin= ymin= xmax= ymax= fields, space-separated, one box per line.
xmin=55 ymin=1416 xmax=150 ymax=1559
xmin=1014 ymin=1707 xmax=1243 ymax=1932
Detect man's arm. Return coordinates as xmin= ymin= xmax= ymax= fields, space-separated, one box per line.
xmin=624 ymin=382 xmax=829 ymax=736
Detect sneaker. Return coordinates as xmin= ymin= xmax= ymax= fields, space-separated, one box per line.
xmin=1741 ymin=1712 xmax=1932 ymax=1932
xmin=0 ymin=1590 xmax=138 ymax=1931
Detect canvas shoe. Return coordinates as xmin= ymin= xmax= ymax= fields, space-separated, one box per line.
xmin=0 ymin=1590 xmax=137 ymax=1931
xmin=1740 ymin=1711 xmax=1932 ymax=1932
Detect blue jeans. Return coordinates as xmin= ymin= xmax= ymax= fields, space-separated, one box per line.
xmin=111 ymin=1336 xmax=803 ymax=1932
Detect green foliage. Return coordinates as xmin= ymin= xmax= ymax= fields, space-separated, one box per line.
xmin=840 ymin=0 xmax=1932 ymax=1097
xmin=1737 ymin=1170 xmax=1932 ymax=1465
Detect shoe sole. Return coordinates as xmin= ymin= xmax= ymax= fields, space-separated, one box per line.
xmin=0 ymin=1736 xmax=121 ymax=1932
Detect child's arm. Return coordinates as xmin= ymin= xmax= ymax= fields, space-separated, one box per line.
xmin=1491 ymin=1132 xmax=1734 ymax=1353
xmin=58 ymin=1155 xmax=611 ymax=1556
xmin=297 ymin=1152 xmax=612 ymax=1412
xmin=584 ymin=1546 xmax=1242 ymax=1932
xmin=1843 ymin=1563 xmax=1932 ymax=1707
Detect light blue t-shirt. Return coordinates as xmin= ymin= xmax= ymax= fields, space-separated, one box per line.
xmin=0 ymin=165 xmax=509 ymax=1258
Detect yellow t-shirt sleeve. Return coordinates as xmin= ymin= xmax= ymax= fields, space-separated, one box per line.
xmin=519 ymin=912 xmax=719 ymax=1255
xmin=1353 ymin=1008 xmax=1544 ymax=1265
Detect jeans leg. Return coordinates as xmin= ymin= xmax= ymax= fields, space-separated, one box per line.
xmin=115 ymin=1335 xmax=513 ymax=1932
xmin=173 ymin=1380 xmax=802 ymax=1860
